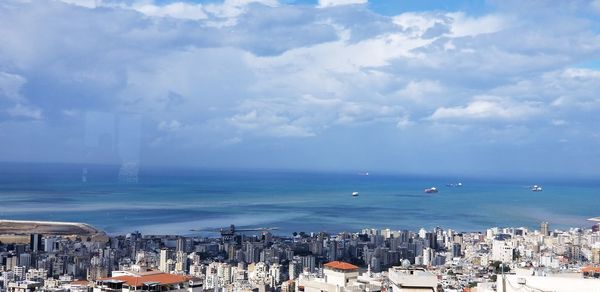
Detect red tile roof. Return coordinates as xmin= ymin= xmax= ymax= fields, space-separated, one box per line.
xmin=101 ymin=273 xmax=189 ymax=287
xmin=324 ymin=261 xmax=359 ymax=271
xmin=582 ymin=266 xmax=600 ymax=273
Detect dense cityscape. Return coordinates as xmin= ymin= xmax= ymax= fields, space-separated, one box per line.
xmin=2 ymin=0 xmax=600 ymax=292
xmin=1 ymin=220 xmax=600 ymax=292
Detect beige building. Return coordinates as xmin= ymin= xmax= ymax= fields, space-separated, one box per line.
xmin=592 ymin=243 xmax=600 ymax=264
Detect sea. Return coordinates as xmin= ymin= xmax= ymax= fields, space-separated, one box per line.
xmin=0 ymin=162 xmax=598 ymax=236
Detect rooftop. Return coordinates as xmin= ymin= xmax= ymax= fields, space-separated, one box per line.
xmin=99 ymin=273 xmax=189 ymax=287
xmin=581 ymin=266 xmax=600 ymax=273
xmin=324 ymin=261 xmax=359 ymax=271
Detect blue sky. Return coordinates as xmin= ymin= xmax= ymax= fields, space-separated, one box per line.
xmin=0 ymin=0 xmax=600 ymax=177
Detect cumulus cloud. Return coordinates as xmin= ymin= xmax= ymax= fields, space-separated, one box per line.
xmin=158 ymin=120 xmax=183 ymax=132
xmin=6 ymin=104 xmax=43 ymax=120
xmin=132 ymin=2 xmax=208 ymax=20
xmin=446 ymin=12 xmax=507 ymax=37
xmin=318 ymin=0 xmax=368 ymax=8
xmin=0 ymin=0 xmax=599 ymax=174
xmin=428 ymin=96 xmax=542 ymax=122
xmin=60 ymin=0 xmax=98 ymax=8
xmin=0 ymin=72 xmax=26 ymax=101
xmin=230 ymin=110 xmax=315 ymax=138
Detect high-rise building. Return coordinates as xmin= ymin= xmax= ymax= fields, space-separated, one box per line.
xmin=44 ymin=237 xmax=57 ymax=253
xmin=492 ymin=238 xmax=514 ymax=263
xmin=288 ymin=259 xmax=301 ymax=280
xmin=452 ymin=243 xmax=462 ymax=258
xmin=541 ymin=222 xmax=549 ymax=236
xmin=6 ymin=255 xmax=17 ymax=270
xmin=301 ymin=255 xmax=316 ymax=272
xmin=175 ymin=251 xmax=187 ymax=272
xmin=19 ymin=253 xmax=32 ymax=268
xmin=30 ymin=234 xmax=43 ymax=252
xmin=159 ymin=249 xmax=171 ymax=272
xmin=176 ymin=237 xmax=186 ymax=253
xmin=423 ymin=248 xmax=432 ymax=266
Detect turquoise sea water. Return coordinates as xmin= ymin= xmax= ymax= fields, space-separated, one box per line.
xmin=0 ymin=162 xmax=598 ymax=235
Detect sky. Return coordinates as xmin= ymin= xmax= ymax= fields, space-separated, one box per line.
xmin=0 ymin=0 xmax=600 ymax=177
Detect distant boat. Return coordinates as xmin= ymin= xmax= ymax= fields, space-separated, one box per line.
xmin=424 ymin=187 xmax=438 ymax=193
xmin=352 ymin=192 xmax=359 ymax=197
xmin=358 ymin=171 xmax=369 ymax=176
xmin=445 ymin=182 xmax=463 ymax=187
xmin=531 ymin=185 xmax=543 ymax=192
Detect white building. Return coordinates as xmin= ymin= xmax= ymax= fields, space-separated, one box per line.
xmin=497 ymin=274 xmax=600 ymax=292
xmin=492 ymin=238 xmax=514 ymax=263
xmin=387 ymin=267 xmax=440 ymax=292
xmin=298 ymin=261 xmax=381 ymax=292
xmin=159 ymin=249 xmax=171 ymax=273
xmin=93 ymin=270 xmax=201 ymax=292
xmin=7 ymin=281 xmax=43 ymax=292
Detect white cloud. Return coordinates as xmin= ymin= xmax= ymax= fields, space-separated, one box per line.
xmin=492 ymin=68 xmax=600 ymax=113
xmin=428 ymin=96 xmax=542 ymax=121
xmin=6 ymin=103 xmax=42 ymax=120
xmin=202 ymin=0 xmax=278 ymax=20
xmin=59 ymin=0 xmax=99 ymax=8
xmin=0 ymin=72 xmax=26 ymax=101
xmin=393 ymin=12 xmax=507 ymax=39
xmin=318 ymin=0 xmax=367 ymax=8
xmin=1 ymin=0 xmax=600 ymax=172
xmin=61 ymin=0 xmax=279 ymax=23
xmin=158 ymin=120 xmax=183 ymax=132
xmin=447 ymin=12 xmax=507 ymax=37
xmin=395 ymin=80 xmax=443 ymax=102
xmin=335 ymin=102 xmax=401 ymax=125
xmin=396 ymin=115 xmax=414 ymax=129
xmin=132 ymin=2 xmax=207 ymax=20
xmin=229 ymin=110 xmax=315 ymax=138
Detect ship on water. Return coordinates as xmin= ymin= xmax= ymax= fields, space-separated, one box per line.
xmin=424 ymin=187 xmax=438 ymax=193
xmin=531 ymin=185 xmax=543 ymax=192
xmin=352 ymin=191 xmax=359 ymax=197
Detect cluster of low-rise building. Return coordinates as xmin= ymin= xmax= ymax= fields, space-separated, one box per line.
xmin=1 ymin=221 xmax=600 ymax=291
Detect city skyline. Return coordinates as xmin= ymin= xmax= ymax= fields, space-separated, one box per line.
xmin=1 ymin=0 xmax=599 ymax=176
xmin=1 ymin=217 xmax=599 ymax=291
xmin=1 ymin=2 xmax=600 ymax=291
